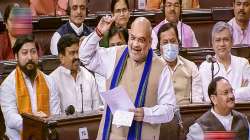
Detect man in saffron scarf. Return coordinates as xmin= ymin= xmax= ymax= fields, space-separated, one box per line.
xmin=79 ymin=16 xmax=176 ymax=140
xmin=0 ymin=35 xmax=61 ymax=140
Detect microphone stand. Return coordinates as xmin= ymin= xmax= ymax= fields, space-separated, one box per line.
xmin=80 ymin=84 xmax=84 ymax=113
xmin=211 ymin=62 xmax=215 ymax=80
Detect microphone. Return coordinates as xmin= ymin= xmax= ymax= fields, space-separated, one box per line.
xmin=175 ymin=106 xmax=184 ymax=130
xmin=206 ymin=55 xmax=216 ymax=63
xmin=65 ymin=105 xmax=75 ymax=115
xmin=80 ymin=84 xmax=84 ymax=113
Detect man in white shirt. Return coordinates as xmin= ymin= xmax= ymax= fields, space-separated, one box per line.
xmin=79 ymin=16 xmax=176 ymax=140
xmin=152 ymin=0 xmax=199 ymax=49
xmin=187 ymin=76 xmax=250 ymax=140
xmin=50 ymin=0 xmax=92 ymax=55
xmin=157 ymin=22 xmax=203 ymax=104
xmin=228 ymin=0 xmax=250 ymax=45
xmin=50 ymin=34 xmax=102 ymax=113
xmin=0 ymin=35 xmax=61 ymax=140
xmin=199 ymin=21 xmax=250 ymax=102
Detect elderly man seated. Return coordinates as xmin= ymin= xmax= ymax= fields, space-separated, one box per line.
xmin=187 ymin=76 xmax=250 ymax=140
xmin=199 ymin=21 xmax=250 ymax=102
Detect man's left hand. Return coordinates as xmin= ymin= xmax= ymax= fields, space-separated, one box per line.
xmin=130 ymin=108 xmax=144 ymax=122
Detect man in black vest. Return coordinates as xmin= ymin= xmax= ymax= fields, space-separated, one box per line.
xmin=50 ymin=0 xmax=92 ymax=55
xmin=187 ymin=76 xmax=249 ymax=140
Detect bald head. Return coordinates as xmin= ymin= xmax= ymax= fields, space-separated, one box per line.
xmin=128 ymin=17 xmax=152 ymax=63
xmin=131 ymin=17 xmax=152 ymax=38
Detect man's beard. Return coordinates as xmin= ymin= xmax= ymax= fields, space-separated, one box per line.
xmin=18 ymin=60 xmax=38 ymax=80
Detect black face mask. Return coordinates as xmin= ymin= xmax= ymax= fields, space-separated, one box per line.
xmin=18 ymin=60 xmax=38 ymax=80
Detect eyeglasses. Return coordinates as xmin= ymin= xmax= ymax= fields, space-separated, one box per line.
xmin=216 ymin=88 xmax=235 ymax=96
xmin=114 ymin=8 xmax=128 ymax=14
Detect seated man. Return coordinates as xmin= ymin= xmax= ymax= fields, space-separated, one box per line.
xmin=50 ymin=0 xmax=92 ymax=55
xmin=228 ymin=0 xmax=250 ymax=45
xmin=0 ymin=35 xmax=61 ymax=140
xmin=199 ymin=21 xmax=250 ymax=102
xmin=152 ymin=0 xmax=199 ymax=49
xmin=157 ymin=23 xmax=203 ymax=104
xmin=187 ymin=76 xmax=250 ymax=140
xmin=50 ymin=34 xmax=102 ymax=112
xmin=80 ymin=16 xmax=176 ymax=139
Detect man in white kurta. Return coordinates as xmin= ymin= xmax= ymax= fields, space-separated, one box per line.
xmin=199 ymin=21 xmax=250 ymax=102
xmin=79 ymin=16 xmax=176 ymax=139
xmin=50 ymin=34 xmax=102 ymax=113
xmin=0 ymin=35 xmax=61 ymax=140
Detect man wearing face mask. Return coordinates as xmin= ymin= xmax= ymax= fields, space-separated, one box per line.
xmin=157 ymin=23 xmax=203 ymax=104
xmin=50 ymin=34 xmax=102 ymax=113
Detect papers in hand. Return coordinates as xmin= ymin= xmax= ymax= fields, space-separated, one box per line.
xmin=100 ymin=86 xmax=135 ymax=114
xmin=112 ymin=110 xmax=134 ymax=127
xmin=100 ymin=86 xmax=135 ymax=127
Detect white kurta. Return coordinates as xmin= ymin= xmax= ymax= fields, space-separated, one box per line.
xmin=50 ymin=66 xmax=103 ymax=113
xmin=186 ymin=109 xmax=250 ymax=140
xmin=199 ymin=55 xmax=250 ymax=102
xmin=0 ymin=70 xmax=61 ymax=140
xmin=79 ymin=32 xmax=177 ymax=124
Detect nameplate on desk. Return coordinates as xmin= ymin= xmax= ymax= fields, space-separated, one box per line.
xmin=79 ymin=127 xmax=88 ymax=140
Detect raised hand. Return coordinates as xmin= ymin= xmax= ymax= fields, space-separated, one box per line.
xmin=96 ymin=15 xmax=116 ymax=36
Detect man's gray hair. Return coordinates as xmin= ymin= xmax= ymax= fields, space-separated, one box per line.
xmin=211 ymin=21 xmax=233 ymax=41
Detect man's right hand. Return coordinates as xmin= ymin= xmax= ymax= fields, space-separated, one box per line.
xmin=96 ymin=15 xmax=116 ymax=36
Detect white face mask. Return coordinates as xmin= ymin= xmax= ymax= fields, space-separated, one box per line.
xmin=162 ymin=43 xmax=179 ymax=62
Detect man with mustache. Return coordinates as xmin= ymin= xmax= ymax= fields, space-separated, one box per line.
xmin=152 ymin=0 xmax=199 ymax=48
xmin=228 ymin=0 xmax=250 ymax=45
xmin=199 ymin=21 xmax=250 ymax=102
xmin=80 ymin=16 xmax=176 ymax=140
xmin=50 ymin=0 xmax=92 ymax=55
xmin=187 ymin=76 xmax=250 ymax=140
xmin=50 ymin=34 xmax=102 ymax=113
xmin=0 ymin=35 xmax=61 ymax=140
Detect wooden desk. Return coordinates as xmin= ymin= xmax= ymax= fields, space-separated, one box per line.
xmin=22 ymin=112 xmax=102 ymax=140
xmin=21 ymin=103 xmax=250 ymax=140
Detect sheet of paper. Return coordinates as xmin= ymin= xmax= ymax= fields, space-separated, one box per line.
xmin=112 ymin=110 xmax=134 ymax=127
xmin=100 ymin=86 xmax=135 ymax=114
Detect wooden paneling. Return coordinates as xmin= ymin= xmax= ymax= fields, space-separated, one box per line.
xmin=199 ymin=0 xmax=233 ymax=9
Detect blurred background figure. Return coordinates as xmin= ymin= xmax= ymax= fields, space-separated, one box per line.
xmin=30 ymin=0 xmax=69 ymax=16
xmin=228 ymin=0 xmax=250 ymax=45
xmin=0 ymin=4 xmax=33 ymax=61
xmin=146 ymin=0 xmax=199 ymax=10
